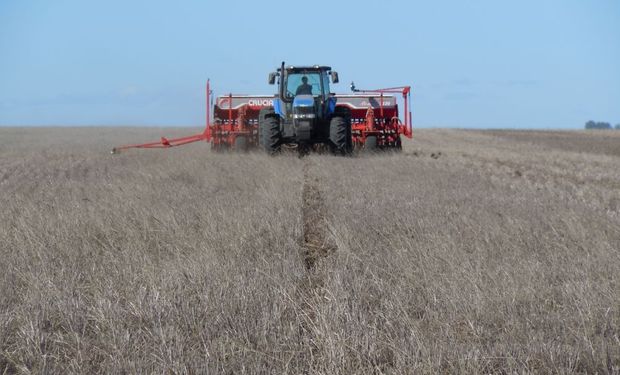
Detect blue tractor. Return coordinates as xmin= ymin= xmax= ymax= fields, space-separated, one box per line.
xmin=258 ymin=62 xmax=352 ymax=155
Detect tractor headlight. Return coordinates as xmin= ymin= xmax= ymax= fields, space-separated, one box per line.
xmin=293 ymin=113 xmax=316 ymax=119
xmin=293 ymin=104 xmax=315 ymax=119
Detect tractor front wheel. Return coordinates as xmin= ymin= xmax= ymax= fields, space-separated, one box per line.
xmin=329 ymin=116 xmax=352 ymax=155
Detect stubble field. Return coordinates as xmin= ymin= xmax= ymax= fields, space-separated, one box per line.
xmin=0 ymin=127 xmax=619 ymax=374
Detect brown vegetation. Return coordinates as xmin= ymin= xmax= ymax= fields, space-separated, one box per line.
xmin=0 ymin=127 xmax=618 ymax=373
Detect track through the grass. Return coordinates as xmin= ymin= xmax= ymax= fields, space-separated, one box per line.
xmin=301 ymin=160 xmax=336 ymax=270
xmin=297 ymin=160 xmax=337 ymax=362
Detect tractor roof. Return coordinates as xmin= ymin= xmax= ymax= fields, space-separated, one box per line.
xmin=278 ymin=65 xmax=332 ymax=73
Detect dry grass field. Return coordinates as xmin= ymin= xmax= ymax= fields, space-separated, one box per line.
xmin=0 ymin=127 xmax=619 ymax=374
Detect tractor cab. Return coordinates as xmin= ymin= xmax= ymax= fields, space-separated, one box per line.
xmin=268 ymin=64 xmax=339 ymax=121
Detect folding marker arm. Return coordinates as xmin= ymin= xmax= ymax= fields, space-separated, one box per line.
xmin=111 ymin=80 xmax=213 ymax=153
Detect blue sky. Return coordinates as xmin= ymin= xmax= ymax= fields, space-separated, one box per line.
xmin=0 ymin=0 xmax=619 ymax=128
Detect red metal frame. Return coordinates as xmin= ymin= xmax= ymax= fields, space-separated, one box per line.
xmin=341 ymin=86 xmax=413 ymax=148
xmin=205 ymin=79 xmax=212 ymax=141
xmin=208 ymin=94 xmax=265 ymax=150
xmin=353 ymin=86 xmax=412 ymax=137
xmin=112 ymin=80 xmax=413 ymax=153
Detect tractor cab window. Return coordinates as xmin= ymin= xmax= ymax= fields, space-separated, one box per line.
xmin=322 ymin=73 xmax=331 ymax=95
xmin=284 ymin=73 xmax=322 ymax=99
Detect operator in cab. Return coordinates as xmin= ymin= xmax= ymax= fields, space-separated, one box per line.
xmin=295 ymin=76 xmax=313 ymax=95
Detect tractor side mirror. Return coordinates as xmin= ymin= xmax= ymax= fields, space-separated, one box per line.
xmin=331 ymin=71 xmax=339 ymax=83
xmin=268 ymin=72 xmax=277 ymax=85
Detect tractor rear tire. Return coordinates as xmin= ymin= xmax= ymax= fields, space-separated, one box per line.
xmin=260 ymin=115 xmax=281 ymax=154
xmin=258 ymin=108 xmax=269 ymax=148
xmin=364 ymin=136 xmax=378 ymax=152
xmin=329 ymin=116 xmax=352 ymax=155
xmin=234 ymin=136 xmax=248 ymax=152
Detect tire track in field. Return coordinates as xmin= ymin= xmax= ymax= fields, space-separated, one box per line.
xmin=297 ymin=160 xmax=337 ymax=363
xmin=301 ymin=161 xmax=336 ymax=270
